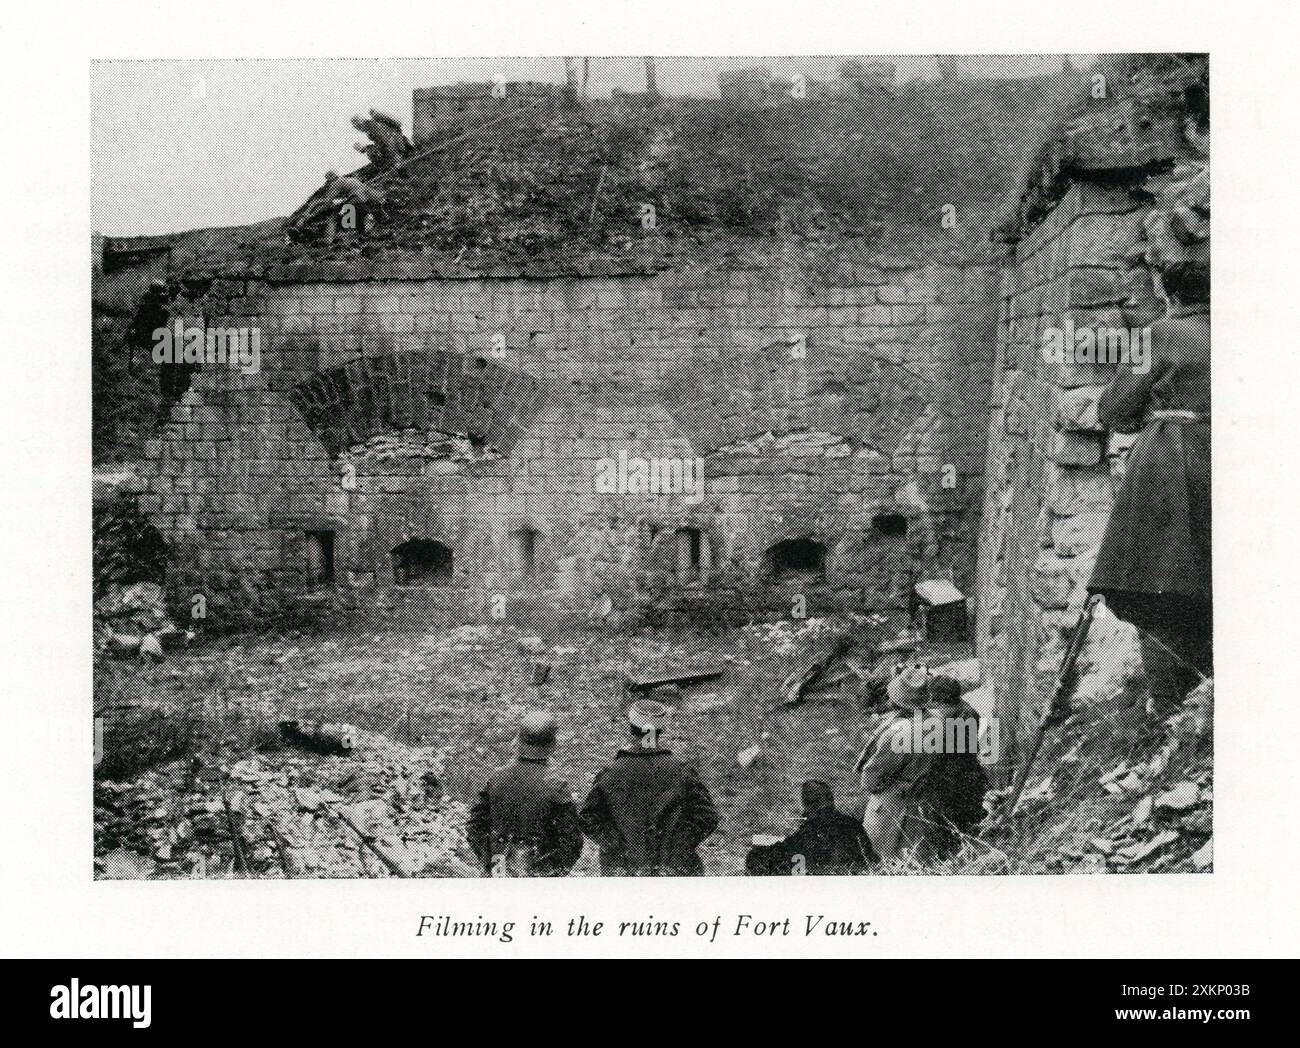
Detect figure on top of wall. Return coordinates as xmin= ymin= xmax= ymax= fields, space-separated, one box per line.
xmin=352 ymin=109 xmax=411 ymax=170
xmin=289 ymin=170 xmax=387 ymax=239
xmin=1088 ymin=156 xmax=1211 ymax=714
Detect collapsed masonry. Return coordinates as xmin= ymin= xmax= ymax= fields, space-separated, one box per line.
xmin=118 ymin=77 xmax=1201 ymax=685
xmin=135 ymin=251 xmax=998 ymax=628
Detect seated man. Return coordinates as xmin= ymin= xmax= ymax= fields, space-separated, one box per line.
xmin=746 ymin=780 xmax=878 ymax=875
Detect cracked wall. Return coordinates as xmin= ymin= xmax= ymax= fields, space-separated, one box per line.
xmin=975 ymin=179 xmax=1163 ymax=774
xmin=137 ymin=254 xmax=999 ymax=628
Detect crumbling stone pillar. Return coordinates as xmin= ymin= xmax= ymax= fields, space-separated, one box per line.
xmin=977 ymin=180 xmax=1162 ymax=780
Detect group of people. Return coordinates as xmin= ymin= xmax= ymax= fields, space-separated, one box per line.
xmin=463 ymin=113 xmax=1209 ymax=880
xmin=465 ymin=665 xmax=989 ymax=877
xmin=288 ymin=109 xmax=411 ymax=240
xmin=466 ymin=697 xmax=717 ymax=877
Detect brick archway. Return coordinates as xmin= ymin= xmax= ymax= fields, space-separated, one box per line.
xmin=287 ymin=349 xmax=546 ymax=458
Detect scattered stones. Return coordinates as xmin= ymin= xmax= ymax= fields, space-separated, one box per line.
xmin=95 ymin=582 xmax=170 ymax=633
xmin=344 ymin=430 xmax=501 ymax=465
xmin=1047 ymin=685 xmax=1212 ymax=875
xmin=1154 ymin=781 xmax=1200 ymax=811
xmin=95 ymin=731 xmax=472 ymax=879
xmin=1117 ymin=830 xmax=1178 ymax=865
xmin=713 ymin=429 xmax=854 ymax=459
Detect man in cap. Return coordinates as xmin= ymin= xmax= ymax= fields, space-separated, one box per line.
xmin=466 ymin=710 xmax=583 ymax=877
xmin=579 ymin=696 xmax=718 ymax=876
xmin=857 ymin=665 xmax=932 ymax=860
xmin=745 ymin=780 xmax=877 ymax=876
xmin=916 ymin=673 xmax=989 ymax=859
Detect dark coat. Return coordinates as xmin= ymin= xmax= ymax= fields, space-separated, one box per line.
xmin=1089 ymin=307 xmax=1210 ymax=603
xmin=859 ymin=710 xmax=988 ymax=859
xmin=746 ymin=807 xmax=878 ymax=876
xmin=466 ymin=759 xmax=583 ymax=876
xmin=579 ymin=748 xmax=718 ymax=876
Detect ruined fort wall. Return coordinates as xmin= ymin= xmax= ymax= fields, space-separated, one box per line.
xmin=138 ymin=257 xmax=999 ymax=627
xmin=975 ymin=181 xmax=1161 ymax=773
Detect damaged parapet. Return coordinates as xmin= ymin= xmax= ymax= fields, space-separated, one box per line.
xmin=412 ymin=81 xmax=568 ymax=146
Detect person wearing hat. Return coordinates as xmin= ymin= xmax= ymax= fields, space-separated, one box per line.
xmin=916 ymin=673 xmax=989 ymax=859
xmin=126 ymin=276 xmax=172 ymax=393
xmin=857 ymin=665 xmax=933 ymax=860
xmin=578 ymin=697 xmax=718 ymax=876
xmin=1087 ymin=166 xmax=1211 ymax=712
xmin=745 ymin=780 xmax=878 ymax=876
xmin=465 ymin=710 xmax=583 ymax=877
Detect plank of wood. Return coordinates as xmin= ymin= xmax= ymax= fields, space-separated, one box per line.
xmin=626 ymin=667 xmax=725 ymax=692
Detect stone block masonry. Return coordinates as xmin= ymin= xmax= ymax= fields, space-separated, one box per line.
xmin=975 ymin=180 xmax=1163 ymax=776
xmin=138 ymin=253 xmax=1000 ymax=629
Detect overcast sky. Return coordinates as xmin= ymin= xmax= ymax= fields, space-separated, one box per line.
xmin=91 ymin=55 xmax=1086 ymax=236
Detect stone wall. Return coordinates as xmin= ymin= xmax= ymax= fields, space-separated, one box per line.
xmin=137 ymin=255 xmax=999 ymax=629
xmin=412 ymin=82 xmax=567 ymax=147
xmin=975 ymin=179 xmax=1162 ymax=774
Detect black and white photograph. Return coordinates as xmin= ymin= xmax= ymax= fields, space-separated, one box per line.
xmin=6 ymin=0 xmax=1300 ymax=997
xmin=89 ymin=51 xmax=1213 ymax=880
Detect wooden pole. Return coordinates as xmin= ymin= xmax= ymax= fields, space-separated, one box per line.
xmin=563 ymin=58 xmax=580 ymax=104
xmin=1000 ymin=595 xmax=1103 ymax=819
xmin=218 ymin=772 xmax=251 ymax=875
xmin=331 ymin=805 xmax=408 ymax=878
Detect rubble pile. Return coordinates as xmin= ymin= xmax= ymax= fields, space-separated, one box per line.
xmin=96 ymin=581 xmax=172 ymax=635
xmin=344 ymin=430 xmax=502 ymax=465
xmin=714 ymin=430 xmax=854 ymax=459
xmin=1011 ymin=678 xmax=1213 ymax=874
xmin=95 ymin=728 xmax=474 ymax=879
xmin=95 ymin=581 xmax=193 ymax=660
xmin=92 ymin=610 xmax=1211 ymax=877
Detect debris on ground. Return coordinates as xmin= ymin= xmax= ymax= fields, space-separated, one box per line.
xmin=997 ymin=678 xmax=1214 ymax=875
xmin=95 ymin=728 xmax=473 ymax=879
xmin=93 ymin=613 xmax=1209 ymax=878
xmin=778 ymin=628 xmax=856 ymax=707
xmin=279 ymin=719 xmax=359 ymax=755
xmin=95 ymin=582 xmax=194 ymax=662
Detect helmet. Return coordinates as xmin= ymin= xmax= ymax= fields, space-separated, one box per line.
xmin=517 ymin=711 xmax=558 ymax=759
